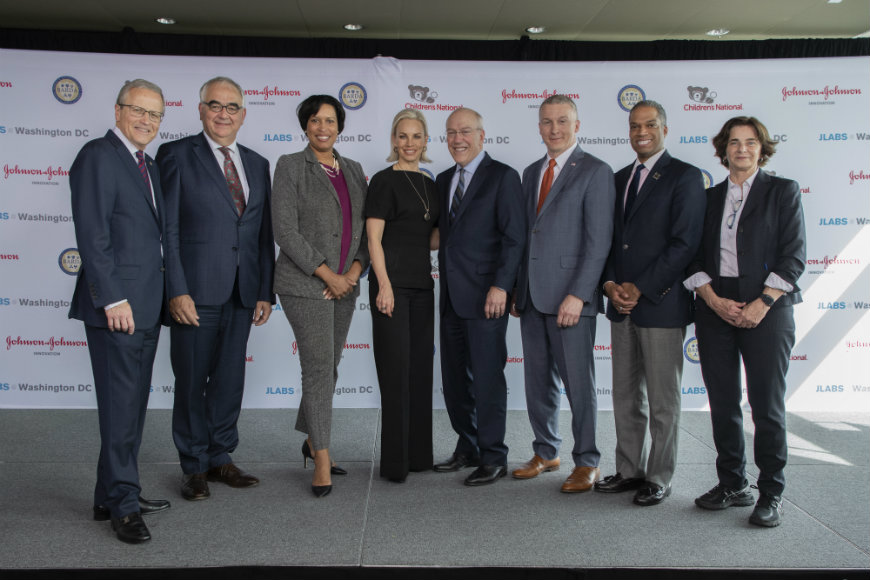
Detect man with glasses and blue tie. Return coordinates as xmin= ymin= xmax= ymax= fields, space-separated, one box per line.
xmin=596 ymin=100 xmax=705 ymax=505
xmin=69 ymin=79 xmax=170 ymax=543
xmin=157 ymin=77 xmax=275 ymax=502
xmin=433 ymin=107 xmax=525 ymax=486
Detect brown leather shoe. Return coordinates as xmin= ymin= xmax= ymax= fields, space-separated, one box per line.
xmin=181 ymin=473 xmax=210 ymax=501
xmin=560 ymin=466 xmax=600 ymax=493
xmin=512 ymin=454 xmax=561 ymax=479
xmin=206 ymin=463 xmax=260 ymax=488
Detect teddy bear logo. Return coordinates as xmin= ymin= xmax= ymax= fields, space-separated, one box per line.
xmin=408 ymin=84 xmax=438 ymax=103
xmin=687 ymin=86 xmax=717 ymax=104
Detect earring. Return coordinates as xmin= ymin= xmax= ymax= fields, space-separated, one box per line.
xmin=393 ymin=146 xmax=398 ymax=152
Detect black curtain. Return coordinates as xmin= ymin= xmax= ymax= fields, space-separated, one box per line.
xmin=1 ymin=28 xmax=868 ymax=60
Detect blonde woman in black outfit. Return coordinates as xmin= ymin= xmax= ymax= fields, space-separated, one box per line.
xmin=366 ymin=109 xmax=440 ymax=482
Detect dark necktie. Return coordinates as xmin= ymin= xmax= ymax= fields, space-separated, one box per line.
xmin=624 ymin=163 xmax=644 ymax=222
xmin=136 ymin=150 xmax=154 ymax=209
xmin=219 ymin=146 xmax=246 ymax=216
xmin=536 ymin=158 xmax=557 ymax=214
xmin=449 ymin=167 xmax=465 ymax=224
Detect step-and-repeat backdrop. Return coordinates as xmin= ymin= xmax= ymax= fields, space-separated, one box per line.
xmin=1 ymin=49 xmax=868 ymax=412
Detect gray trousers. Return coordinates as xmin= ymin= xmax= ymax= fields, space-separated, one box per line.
xmin=610 ymin=318 xmax=685 ymax=487
xmin=280 ymin=294 xmax=357 ymax=450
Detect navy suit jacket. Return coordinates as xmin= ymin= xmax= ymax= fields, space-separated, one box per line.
xmin=515 ymin=146 xmax=615 ymax=317
xmin=605 ymin=151 xmax=706 ymax=328
xmin=157 ymin=132 xmax=275 ymax=311
xmin=436 ymin=153 xmax=526 ymax=319
xmin=687 ymin=169 xmax=805 ymax=308
xmin=68 ymin=130 xmax=165 ymax=329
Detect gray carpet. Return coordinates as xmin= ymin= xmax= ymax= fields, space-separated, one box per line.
xmin=0 ymin=408 xmax=867 ymax=572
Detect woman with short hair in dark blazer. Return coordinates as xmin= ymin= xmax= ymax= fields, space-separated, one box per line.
xmin=271 ymin=94 xmax=368 ymax=497
xmin=366 ymin=109 xmax=440 ymax=483
xmin=685 ymin=116 xmax=806 ymax=527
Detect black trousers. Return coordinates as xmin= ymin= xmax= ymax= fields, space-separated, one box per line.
xmin=695 ymin=279 xmax=794 ymax=496
xmin=370 ymin=281 xmax=435 ymax=480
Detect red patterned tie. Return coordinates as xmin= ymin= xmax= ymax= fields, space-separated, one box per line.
xmin=536 ymin=158 xmax=556 ymax=214
xmin=136 ymin=151 xmax=154 ymax=209
xmin=219 ymin=146 xmax=246 ymax=216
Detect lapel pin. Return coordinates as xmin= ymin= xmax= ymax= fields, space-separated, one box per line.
xmin=653 ymin=172 xmax=661 ymax=180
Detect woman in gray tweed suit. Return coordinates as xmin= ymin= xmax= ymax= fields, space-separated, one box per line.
xmin=272 ymin=94 xmax=368 ymax=497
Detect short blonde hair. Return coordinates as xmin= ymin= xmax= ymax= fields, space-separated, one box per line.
xmin=387 ymin=109 xmax=432 ymax=163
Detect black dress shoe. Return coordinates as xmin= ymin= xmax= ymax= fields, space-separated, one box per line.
xmin=749 ymin=493 xmax=783 ymax=527
xmin=633 ymin=482 xmax=671 ymax=506
xmin=207 ymin=463 xmax=260 ymax=488
xmin=93 ymin=496 xmax=171 ymax=521
xmin=694 ymin=483 xmax=754 ymax=510
xmin=311 ymin=484 xmax=332 ymax=498
xmin=464 ymin=465 xmax=507 ymax=486
xmin=181 ymin=472 xmax=210 ymax=501
xmin=111 ymin=512 xmax=151 ymax=544
xmin=433 ymin=453 xmax=480 ymax=473
xmin=594 ymin=472 xmax=645 ymax=493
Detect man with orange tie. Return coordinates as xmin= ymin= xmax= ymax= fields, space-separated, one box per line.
xmin=157 ymin=77 xmax=275 ymax=501
xmin=511 ymin=95 xmax=615 ymax=493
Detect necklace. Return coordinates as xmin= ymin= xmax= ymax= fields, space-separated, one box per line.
xmin=401 ymin=169 xmax=431 ymax=221
xmin=320 ymin=153 xmax=340 ymax=178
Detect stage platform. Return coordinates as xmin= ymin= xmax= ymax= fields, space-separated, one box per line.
xmin=1 ymin=408 xmax=867 ymax=579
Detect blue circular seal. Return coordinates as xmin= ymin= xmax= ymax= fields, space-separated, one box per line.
xmin=58 ymin=248 xmax=81 ymax=275
xmin=339 ymin=82 xmax=367 ymax=110
xmin=617 ymin=85 xmax=645 ymax=112
xmin=683 ymin=337 xmax=700 ymax=364
xmin=52 ymin=76 xmax=83 ymax=104
xmin=700 ymin=169 xmax=714 ymax=189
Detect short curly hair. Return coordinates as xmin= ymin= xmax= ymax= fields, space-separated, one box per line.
xmin=712 ymin=116 xmax=777 ymax=168
xmin=296 ymin=94 xmax=345 ymax=134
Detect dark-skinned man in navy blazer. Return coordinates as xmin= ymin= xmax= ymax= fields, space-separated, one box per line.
xmin=157 ymin=77 xmax=275 ymax=501
xmin=596 ymin=100 xmax=706 ymax=505
xmin=69 ymin=79 xmax=170 ymax=544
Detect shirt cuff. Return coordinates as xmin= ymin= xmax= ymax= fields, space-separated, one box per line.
xmin=104 ymin=299 xmax=128 ymax=310
xmin=764 ymin=273 xmax=794 ymax=293
xmin=683 ymin=272 xmax=712 ymax=292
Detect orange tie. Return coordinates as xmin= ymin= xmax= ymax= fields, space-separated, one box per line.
xmin=537 ymin=158 xmax=556 ymax=214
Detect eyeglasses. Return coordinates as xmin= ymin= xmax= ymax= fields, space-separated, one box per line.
xmin=446 ymin=128 xmax=479 ymax=139
xmin=203 ymin=101 xmax=242 ymax=115
xmin=726 ymin=196 xmax=744 ymax=229
xmin=118 ymin=103 xmax=164 ymax=122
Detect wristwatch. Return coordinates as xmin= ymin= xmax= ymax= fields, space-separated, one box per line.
xmin=759 ymin=293 xmax=776 ymax=307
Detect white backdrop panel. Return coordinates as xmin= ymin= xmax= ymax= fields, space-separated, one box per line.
xmin=1 ymin=50 xmax=867 ymax=412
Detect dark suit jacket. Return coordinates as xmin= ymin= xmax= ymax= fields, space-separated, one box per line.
xmin=687 ymin=169 xmax=806 ymax=308
xmin=515 ymin=146 xmax=615 ymax=317
xmin=157 ymin=132 xmax=275 ymax=310
xmin=605 ymin=151 xmax=706 ymax=328
xmin=68 ymin=130 xmax=165 ymax=329
xmin=436 ymin=153 xmax=526 ymax=319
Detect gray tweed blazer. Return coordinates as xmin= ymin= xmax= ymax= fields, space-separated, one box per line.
xmin=271 ymin=146 xmax=369 ymax=299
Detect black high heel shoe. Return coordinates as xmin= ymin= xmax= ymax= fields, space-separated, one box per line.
xmin=311 ymin=484 xmax=332 ymax=498
xmin=301 ymin=440 xmax=347 ymax=475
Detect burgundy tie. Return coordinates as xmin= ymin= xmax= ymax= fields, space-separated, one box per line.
xmin=536 ymin=158 xmax=556 ymax=214
xmin=219 ymin=146 xmax=246 ymax=216
xmin=136 ymin=151 xmax=155 ymax=209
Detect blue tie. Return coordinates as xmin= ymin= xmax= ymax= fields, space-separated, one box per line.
xmin=624 ymin=163 xmax=644 ymax=222
xmin=449 ymin=167 xmax=465 ymax=224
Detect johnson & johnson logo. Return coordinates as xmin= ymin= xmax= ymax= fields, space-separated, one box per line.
xmin=502 ymin=89 xmax=580 ymax=105
xmin=3 ymin=164 xmax=69 ymax=180
xmin=6 ymin=335 xmax=87 ymax=351
xmin=782 ymin=85 xmax=863 ymax=102
xmin=849 ymin=170 xmax=869 ymax=185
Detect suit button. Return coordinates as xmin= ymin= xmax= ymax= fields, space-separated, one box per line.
xmin=160 ymin=267 xmax=165 ymax=272
xmin=623 ymin=244 xmax=629 ymax=250
xmin=232 ymin=247 xmax=238 ymax=251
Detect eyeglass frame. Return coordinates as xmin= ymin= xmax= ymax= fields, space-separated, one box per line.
xmin=445 ymin=128 xmax=481 ymax=139
xmin=202 ymin=100 xmax=243 ymax=115
xmin=117 ymin=103 xmax=164 ymax=122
